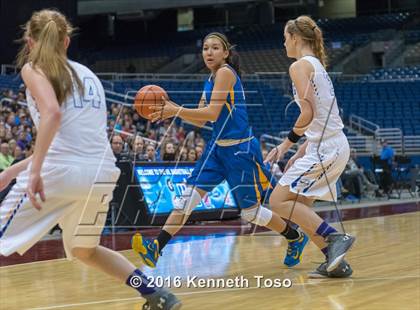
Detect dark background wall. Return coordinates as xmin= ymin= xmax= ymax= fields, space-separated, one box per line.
xmin=0 ymin=0 xmax=77 ymax=64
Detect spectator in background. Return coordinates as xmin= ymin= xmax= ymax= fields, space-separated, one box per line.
xmin=195 ymin=145 xmax=203 ymax=160
xmin=380 ymin=140 xmax=394 ymax=166
xmin=121 ymin=119 xmax=134 ymax=139
xmin=0 ymin=127 xmax=6 ymax=140
xmin=111 ymin=135 xmax=126 ymax=161
xmin=8 ymin=139 xmax=16 ymax=156
xmin=0 ymin=142 xmax=13 ymax=171
xmin=158 ymin=119 xmax=176 ymax=139
xmin=176 ymin=126 xmax=186 ymax=144
xmin=187 ymin=148 xmax=197 ymax=162
xmin=177 ymin=147 xmax=188 ymax=162
xmin=184 ymin=128 xmax=198 ymax=148
xmin=16 ymin=131 xmax=28 ymax=150
xmin=132 ymin=112 xmax=146 ymax=133
xmin=342 ymin=149 xmax=379 ymax=198
xmin=12 ymin=145 xmax=25 ymax=164
xmin=380 ymin=140 xmax=394 ymax=197
xmin=131 ymin=135 xmax=147 ymax=161
xmin=161 ymin=142 xmax=176 ymax=161
xmin=5 ymin=130 xmax=13 ymax=141
xmin=145 ymin=144 xmax=157 ymax=162
xmin=24 ymin=143 xmax=34 ymax=158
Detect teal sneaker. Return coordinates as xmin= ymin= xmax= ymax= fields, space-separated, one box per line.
xmin=131 ymin=233 xmax=160 ymax=268
xmin=283 ymin=232 xmax=309 ymax=267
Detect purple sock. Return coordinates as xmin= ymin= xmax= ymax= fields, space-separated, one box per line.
xmin=321 ymin=247 xmax=329 ymax=259
xmin=126 ymin=269 xmax=156 ymax=296
xmin=315 ymin=221 xmax=337 ymax=238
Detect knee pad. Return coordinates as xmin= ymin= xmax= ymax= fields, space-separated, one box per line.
xmin=241 ymin=206 xmax=272 ymax=226
xmin=173 ymin=187 xmax=202 ymax=215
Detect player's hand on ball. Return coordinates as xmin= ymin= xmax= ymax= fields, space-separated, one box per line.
xmin=27 ymin=173 xmax=46 ymax=210
xmin=264 ymin=145 xmax=286 ymax=164
xmin=150 ymin=97 xmax=181 ymax=122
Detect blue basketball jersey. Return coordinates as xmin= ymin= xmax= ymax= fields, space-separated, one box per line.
xmin=203 ymin=65 xmax=253 ymax=141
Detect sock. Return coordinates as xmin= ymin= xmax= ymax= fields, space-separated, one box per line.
xmin=321 ymin=247 xmax=329 ymax=259
xmin=315 ymin=221 xmax=337 ymax=238
xmin=126 ymin=269 xmax=157 ymax=296
xmin=157 ymin=229 xmax=173 ymax=251
xmin=281 ymin=225 xmax=301 ymax=241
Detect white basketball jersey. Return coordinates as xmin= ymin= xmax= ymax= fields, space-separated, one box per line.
xmin=26 ymin=60 xmax=116 ymax=166
xmin=292 ymin=55 xmax=344 ymax=142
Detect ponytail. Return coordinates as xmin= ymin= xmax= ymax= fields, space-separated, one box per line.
xmin=286 ymin=16 xmax=328 ymax=68
xmin=227 ymin=50 xmax=242 ymax=77
xmin=312 ymin=27 xmax=328 ymax=68
xmin=17 ymin=9 xmax=82 ymax=105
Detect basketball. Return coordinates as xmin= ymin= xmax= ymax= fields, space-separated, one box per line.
xmin=134 ymin=85 xmax=169 ymax=120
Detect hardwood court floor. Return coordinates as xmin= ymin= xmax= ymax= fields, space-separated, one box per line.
xmin=1 ymin=212 xmax=419 ymax=310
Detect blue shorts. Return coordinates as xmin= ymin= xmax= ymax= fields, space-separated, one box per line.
xmin=187 ymin=138 xmax=274 ymax=209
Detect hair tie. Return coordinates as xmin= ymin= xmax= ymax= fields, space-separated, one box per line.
xmin=312 ymin=26 xmax=316 ymax=31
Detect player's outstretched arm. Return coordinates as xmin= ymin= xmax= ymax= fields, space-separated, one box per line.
xmin=181 ymin=95 xmax=208 ymax=128
xmin=150 ymin=67 xmax=235 ymax=123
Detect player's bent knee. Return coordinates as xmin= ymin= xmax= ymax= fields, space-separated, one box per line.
xmin=173 ymin=187 xmax=203 ymax=215
xmin=71 ymin=247 xmax=97 ymax=260
xmin=241 ymin=206 xmax=272 ymax=226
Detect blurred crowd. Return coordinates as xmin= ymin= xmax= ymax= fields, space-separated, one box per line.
xmin=107 ymin=104 xmax=206 ymax=162
xmin=0 ymin=89 xmax=207 ymax=174
xmin=0 ymin=88 xmax=35 ymax=172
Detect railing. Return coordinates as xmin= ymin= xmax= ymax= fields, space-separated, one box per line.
xmin=375 ymin=128 xmax=404 ymax=153
xmin=402 ymin=135 xmax=420 ymax=155
xmin=101 ymin=79 xmax=114 ymax=92
xmin=349 ymin=114 xmax=380 ymax=135
xmin=1 ymin=64 xmax=17 ymax=75
xmin=1 ymin=65 xmax=416 ymax=84
xmin=347 ymin=135 xmax=376 ymax=155
xmin=0 ymin=97 xmax=27 ymax=107
xmin=260 ymin=134 xmax=302 ymax=154
xmin=105 ymin=89 xmax=133 ymax=106
xmin=97 ymin=72 xmax=209 ymax=81
xmin=95 ymin=71 xmax=366 ymax=83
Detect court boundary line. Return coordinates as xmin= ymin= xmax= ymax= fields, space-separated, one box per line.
xmin=25 ymin=274 xmax=420 ymax=310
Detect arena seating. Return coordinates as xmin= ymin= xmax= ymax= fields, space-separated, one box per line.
xmin=107 ymin=77 xmax=420 ymax=137
xmin=1 ymin=75 xmax=419 ymax=138
xmin=366 ymin=66 xmax=420 ymax=80
xmin=83 ymin=13 xmax=417 ymax=74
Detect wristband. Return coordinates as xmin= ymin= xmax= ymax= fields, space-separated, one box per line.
xmin=287 ymin=130 xmax=302 ymax=143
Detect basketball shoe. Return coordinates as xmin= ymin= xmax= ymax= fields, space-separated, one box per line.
xmin=132 ymin=233 xmax=160 ymax=268
xmin=284 ymin=231 xmax=309 ymax=267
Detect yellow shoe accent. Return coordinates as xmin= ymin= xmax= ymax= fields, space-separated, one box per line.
xmin=144 ymin=257 xmax=156 ymax=268
xmin=132 ymin=233 xmax=147 ymax=255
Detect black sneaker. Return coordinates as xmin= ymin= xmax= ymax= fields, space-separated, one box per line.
xmin=325 ymin=233 xmax=356 ymax=272
xmin=308 ymin=260 xmax=353 ymax=278
xmin=142 ymin=288 xmax=182 ymax=310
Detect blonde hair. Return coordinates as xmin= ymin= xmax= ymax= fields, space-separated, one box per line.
xmin=286 ymin=15 xmax=328 ymax=68
xmin=17 ymin=9 xmax=83 ymax=104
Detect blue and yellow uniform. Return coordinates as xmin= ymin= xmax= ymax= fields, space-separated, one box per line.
xmin=187 ymin=64 xmax=273 ymax=209
xmin=132 ymin=64 xmax=308 ymax=269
